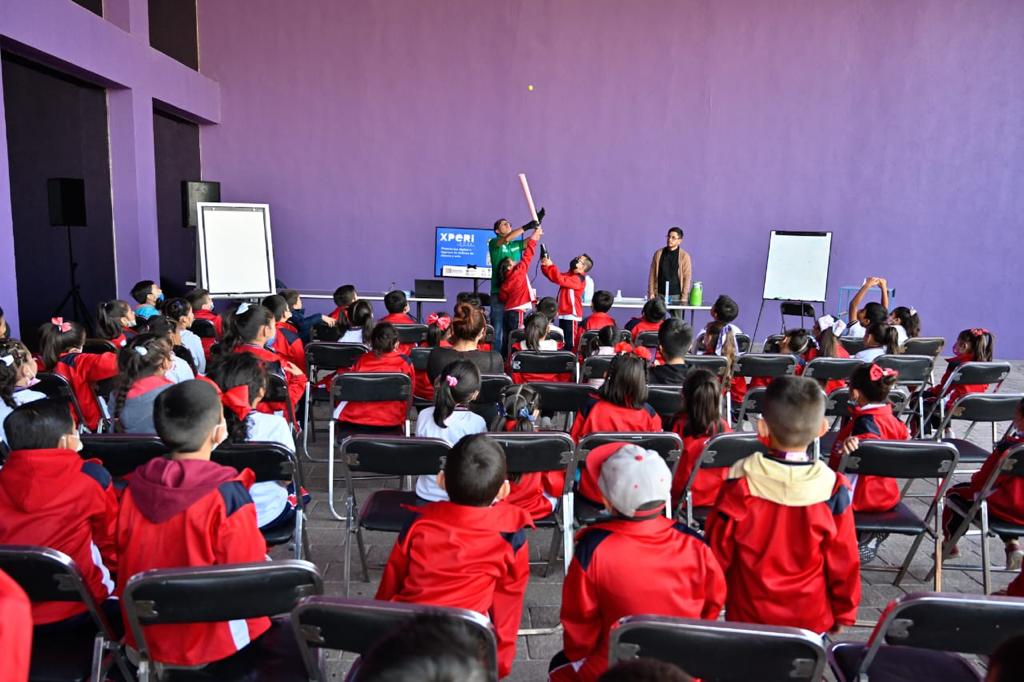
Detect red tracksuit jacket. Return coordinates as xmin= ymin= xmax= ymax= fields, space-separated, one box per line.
xmin=804 ymin=346 xmax=851 ymax=395
xmin=0 ymin=568 xmax=32 ymax=681
xmin=54 ymin=351 xmax=119 ymax=431
xmin=508 ymin=341 xmax=571 ymax=384
xmin=376 ymin=501 xmax=532 ymax=678
xmin=573 ymin=439 xmax=663 ymax=510
xmin=670 ymin=417 xmax=732 ymax=508
xmin=827 ymin=403 xmax=909 ymax=512
xmin=194 ymin=309 xmax=223 ymax=362
xmin=929 ymin=353 xmax=990 ymax=408
xmin=234 ymin=344 xmax=307 ymax=418
xmin=498 ymin=239 xmax=538 ymax=310
xmin=0 ymin=448 xmax=118 ymax=624
xmin=272 ymin=321 xmax=307 ymax=374
xmin=554 ymin=516 xmax=726 ymax=682
xmin=706 ymin=452 xmax=861 ymax=633
xmin=116 ymin=458 xmax=268 ymax=666
xmin=382 ymin=313 xmax=418 ymax=355
xmin=542 ymin=264 xmax=587 ymax=318
xmin=501 ymin=420 xmax=565 ymax=520
xmin=959 ymin=431 xmax=1024 ymax=525
xmin=570 ymin=403 xmax=663 ymax=506
xmin=628 ymin=318 xmax=661 ymax=340
xmin=334 ymin=351 xmax=414 ymax=427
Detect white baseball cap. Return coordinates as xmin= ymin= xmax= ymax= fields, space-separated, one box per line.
xmin=597 ymin=444 xmax=672 ymax=518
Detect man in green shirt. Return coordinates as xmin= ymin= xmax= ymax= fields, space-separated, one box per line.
xmin=488 ymin=209 xmax=544 ymax=355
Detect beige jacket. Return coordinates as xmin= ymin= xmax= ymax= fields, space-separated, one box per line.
xmin=647 ymin=247 xmax=692 ymax=299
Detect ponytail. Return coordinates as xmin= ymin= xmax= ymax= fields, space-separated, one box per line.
xmin=680 ymin=368 xmax=722 ymax=437
xmin=346 ymin=300 xmax=374 ymax=344
xmin=432 ymin=360 xmax=481 ymax=427
xmin=38 ymin=319 xmax=86 ymax=369
xmin=96 ymin=300 xmax=132 ymax=340
xmin=599 ymin=353 xmax=648 ymax=409
xmin=849 ymin=364 xmax=898 ymax=403
xmin=425 ymin=312 xmax=451 ymax=347
xmin=866 ymin=323 xmax=901 ymax=356
xmin=450 ymin=302 xmax=485 ymax=342
xmin=959 ymin=328 xmax=994 ymax=362
xmin=782 ymin=328 xmax=811 ymax=355
xmin=496 ymin=384 xmax=541 ymax=432
xmin=523 ymin=312 xmax=548 ymax=351
xmin=113 ymin=334 xmax=173 ymax=428
xmin=891 ymin=306 xmax=920 ymax=338
xmin=222 ymin=303 xmax=274 ymax=352
xmin=817 ymin=328 xmax=838 ymax=358
xmin=163 ymin=298 xmax=193 ymax=329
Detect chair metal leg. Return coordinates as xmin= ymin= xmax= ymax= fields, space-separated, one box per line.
xmin=562 ymin=492 xmax=574 ymax=575
xmin=356 ymin=526 xmax=370 ymax=582
xmin=543 ymin=523 xmax=562 ymax=578
xmin=894 ymin=531 xmax=928 ymax=587
xmin=91 ymin=633 xmax=104 ymax=682
xmin=981 ymin=502 xmax=992 ymax=594
xmin=343 ymin=494 xmax=354 ymax=597
xmin=301 ymin=381 xmax=313 ymax=460
xmin=326 ymin=421 xmax=346 ymax=521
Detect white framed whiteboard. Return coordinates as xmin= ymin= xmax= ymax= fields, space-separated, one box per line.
xmin=762 ymin=231 xmax=832 ymax=302
xmin=197 ymin=203 xmax=276 ymax=298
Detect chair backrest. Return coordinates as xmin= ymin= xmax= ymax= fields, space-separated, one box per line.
xmin=266 ymin=371 xmax=299 ymax=425
xmin=80 ymin=433 xmax=169 ymax=478
xmin=577 ymin=431 xmax=683 ymax=469
xmin=803 ymin=357 xmax=864 ymax=382
xmin=824 ymin=387 xmax=852 ymax=419
xmin=761 ymin=334 xmax=785 ymax=354
xmin=33 ymin=372 xmax=87 ymax=427
xmin=392 ymin=324 xmax=427 ymax=345
xmin=581 ymin=355 xmax=613 ymax=382
xmin=510 ymin=351 xmax=578 ymax=380
xmin=837 ymin=440 xmax=958 ymax=482
xmin=124 ymin=560 xmax=322 ymax=665
xmin=526 ymin=382 xmax=595 ymax=414
xmin=943 ymin=392 xmax=1023 ymax=425
xmin=634 ymin=331 xmax=660 ymax=351
xmin=409 ymin=346 xmax=432 ymax=372
xmin=189 ymin=318 xmax=217 ymax=339
xmin=947 ymin=361 xmax=1012 ymax=388
xmin=740 ymin=385 xmax=767 ymax=415
xmin=873 ymin=354 xmax=934 ymax=385
xmin=902 ymin=336 xmax=945 ymax=358
xmin=646 ymin=384 xmax=683 ymax=420
xmin=0 ymin=545 xmax=98 ymax=606
xmin=508 ymin=327 xmax=563 ymax=347
xmin=970 ymin=444 xmax=1024 ymax=504
xmin=291 ymin=596 xmax=498 ymax=682
xmin=609 ymin=614 xmax=826 ymax=682
xmin=780 ymin=301 xmax=816 ymax=319
xmin=331 ymin=372 xmax=412 ymax=404
xmin=838 ymin=337 xmax=865 ymax=356
xmin=488 ymin=432 xmax=575 ymax=484
xmin=339 ymin=436 xmax=450 ymax=476
xmin=698 ymin=432 xmax=761 ymax=470
xmin=305 ymin=342 xmax=367 ymax=373
xmin=579 ymin=328 xmax=632 ymax=349
xmin=475 ymin=374 xmax=512 ymax=405
xmin=682 ymin=355 xmax=729 ymax=381
xmin=736 ymin=354 xmax=797 ymax=379
xmin=734 ymin=333 xmax=752 ymax=354
xmin=212 ymin=441 xmax=299 ymax=484
xmin=83 ymin=338 xmax=118 ymax=354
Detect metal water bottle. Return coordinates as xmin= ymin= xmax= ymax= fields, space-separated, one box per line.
xmin=688 ymin=281 xmax=703 ymax=306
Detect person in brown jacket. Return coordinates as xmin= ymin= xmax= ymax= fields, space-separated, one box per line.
xmin=647 ymin=227 xmax=693 ymax=301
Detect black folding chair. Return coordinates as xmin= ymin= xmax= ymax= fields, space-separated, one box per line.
xmin=580 ymin=355 xmax=613 ymax=384
xmin=266 ymin=370 xmax=300 ymax=438
xmin=873 ymin=354 xmax=934 ymax=421
xmin=802 ymin=357 xmax=863 ymax=386
xmin=291 ymin=596 xmax=498 ymax=682
xmin=80 ymin=433 xmax=168 ymax=478
xmin=836 ymin=440 xmax=958 ymax=588
xmin=634 ymin=331 xmax=660 ymax=355
xmin=189 ymin=318 xmax=217 ymax=340
xmin=34 ymin=372 xmax=88 ymax=433
xmin=936 ymin=392 xmax=1022 ymax=471
xmin=471 ymin=374 xmax=512 ymax=423
xmin=392 ymin=324 xmax=427 ymax=346
xmin=0 ymin=545 xmax=132 ymax=682
xmin=679 ymin=433 xmax=761 ymax=527
xmin=646 ymin=384 xmax=683 ymax=428
xmin=578 ymin=328 xmax=631 ymax=350
xmin=123 ymin=560 xmax=322 ymax=682
xmin=507 ymin=327 xmax=564 ymax=348
xmin=334 ymin=436 xmax=449 ymax=595
xmin=509 ymin=350 xmax=578 ymax=382
xmin=489 ymin=432 xmax=576 ymax=578
xmin=409 ymin=346 xmax=433 ymax=410
xmin=922 ymin=361 xmax=1012 ymax=438
xmin=838 ymin=337 xmax=865 ymax=356
xmin=574 ymin=432 xmax=684 ymax=528
xmin=942 ymin=443 xmax=1024 ymax=593
xmin=734 ymin=333 xmax=752 ymax=354
xmin=609 ymin=614 xmax=826 ymax=682
xmin=526 ymin=382 xmax=596 ymax=430
xmin=212 ymin=441 xmax=311 ymax=561
xmin=735 ymin=354 xmax=798 ymax=427
xmin=902 ymin=336 xmax=945 ymax=359
xmin=83 ymin=338 xmax=118 ymax=354
xmin=829 ymin=592 xmax=1024 ymax=682
xmin=301 ymin=342 xmax=367 ymax=460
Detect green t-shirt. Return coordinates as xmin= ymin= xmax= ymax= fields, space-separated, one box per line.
xmin=488 ymin=236 xmax=526 ymax=295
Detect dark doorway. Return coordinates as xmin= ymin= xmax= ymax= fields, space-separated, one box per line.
xmin=149 ymin=0 xmax=199 ymax=70
xmin=153 ymin=108 xmax=201 ymax=296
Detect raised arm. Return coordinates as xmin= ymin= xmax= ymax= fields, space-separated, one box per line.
xmin=847 ymin=277 xmax=879 ymax=322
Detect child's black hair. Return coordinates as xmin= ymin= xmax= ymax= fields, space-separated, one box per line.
xmin=498 ymin=383 xmax=541 ymax=432
xmin=583 ymin=324 xmax=620 ymax=359
xmin=4 ymin=398 xmax=74 ymax=451
xmin=862 ymin=301 xmax=887 ymax=326
xmin=356 ymin=613 xmax=491 ymax=682
xmin=679 ymin=368 xmax=723 ymax=438
xmin=956 ymin=328 xmax=994 ymax=362
xmin=96 ymin=300 xmax=133 ymax=340
xmin=601 ymin=659 xmax=694 ymax=682
xmin=658 ymin=318 xmax=693 ymax=360
xmin=703 ymin=320 xmax=738 ymax=385
xmin=781 ymin=328 xmax=812 ymax=355
xmin=599 ymin=353 xmax=649 ymax=409
xmin=384 ymin=290 xmax=408 ymax=314
xmin=38 ymin=319 xmax=87 ymax=369
xmin=641 ymin=297 xmax=667 ymax=323
xmin=762 ymin=376 xmax=825 ymax=450
xmin=261 ymin=294 xmax=289 ymax=321
xmin=497 ymin=257 xmax=514 ymax=284
xmin=425 ymin=312 xmax=451 ymax=347
xmin=279 ymin=289 xmax=300 ymax=309
xmin=222 ymin=304 xmax=275 ymax=352
xmin=455 ymin=291 xmax=482 ymax=309
xmin=130 ymin=280 xmax=156 ymax=304
xmin=537 ymin=297 xmax=558 ymax=321
xmin=711 ymin=295 xmax=738 ymax=323
xmin=345 ymin=300 xmax=375 ymax=344
xmin=370 ymin=321 xmax=398 ymax=355
xmin=889 ymin=306 xmax=920 ymax=338
xmin=207 ymin=352 xmax=268 ymax=443
xmin=332 ymin=284 xmax=357 ymax=308
xmin=591 ymin=290 xmax=614 ymax=313
xmin=163 ymin=298 xmax=193 ymax=327
xmin=444 ymin=433 xmax=507 ymax=507
xmin=185 ymin=288 xmax=212 ymax=310
xmin=153 ymin=380 xmax=223 ymax=453
xmin=864 ymin=323 xmax=901 ymax=355
xmin=522 ymin=312 xmax=549 ymax=351
xmin=0 ymin=339 xmax=34 ymax=409
xmin=113 ymin=333 xmax=173 ymax=427
xmin=432 ymin=359 xmax=481 ymax=428
xmin=848 ymin=364 xmax=898 ymax=404
xmin=143 ymin=315 xmax=195 ymax=372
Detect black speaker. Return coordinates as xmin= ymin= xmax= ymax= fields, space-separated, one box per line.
xmin=182 ymin=180 xmax=221 ymax=228
xmin=47 ymin=178 xmax=87 ymax=226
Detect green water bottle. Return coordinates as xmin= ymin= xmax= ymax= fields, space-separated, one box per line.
xmin=688 ymin=281 xmax=703 ymax=306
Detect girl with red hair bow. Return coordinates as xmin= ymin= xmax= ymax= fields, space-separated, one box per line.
xmin=38 ymin=317 xmax=118 ymax=432
xmin=914 ymin=327 xmax=997 ymax=436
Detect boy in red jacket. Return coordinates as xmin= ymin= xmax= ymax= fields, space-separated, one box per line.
xmin=116 ymin=380 xmax=268 ymax=667
xmin=550 ymin=443 xmax=726 ymax=682
xmin=381 ymin=290 xmax=418 ymax=354
xmin=706 ymin=376 xmax=860 ymax=635
xmin=541 ymin=252 xmax=592 ymax=350
xmin=578 ymin=291 xmax=616 ymax=348
xmin=0 ymin=399 xmax=119 ymax=625
xmin=497 ymin=226 xmax=542 ymax=354
xmin=377 ymin=434 xmax=531 ymax=678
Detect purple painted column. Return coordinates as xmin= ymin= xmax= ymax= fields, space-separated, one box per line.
xmin=0 ymin=66 xmax=19 ymax=331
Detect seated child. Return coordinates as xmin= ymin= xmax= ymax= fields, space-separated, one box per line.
xmin=806 ymin=315 xmax=850 ymax=395
xmin=0 ymin=399 xmax=118 ymax=625
xmin=111 ymin=334 xmax=176 ymax=433
xmin=413 ymin=312 xmax=451 ymax=401
xmin=116 ymin=380 xmax=268 ymax=667
xmin=164 ymin=298 xmax=206 ymax=375
xmin=382 ymin=290 xmax=418 ymax=355
xmin=888 ymin=306 xmax=920 ymax=345
xmin=186 ymin=288 xmax=222 ymax=361
xmin=333 ymin=322 xmax=414 ymax=433
xmin=578 ymin=290 xmax=616 ymax=348
xmin=498 ymin=225 xmax=543 ymax=351
xmin=541 ymin=252 xmax=593 ymax=349
xmin=376 ymin=433 xmax=531 ymax=678
xmin=649 ymin=318 xmax=693 ymax=386
xmin=700 ymin=320 xmax=746 ymax=407
xmin=705 ymin=376 xmax=860 ymax=635
xmin=279 ymin=288 xmax=335 ymax=343
xmin=339 ymin=299 xmax=375 ymax=345
xmin=580 ymin=325 xmax=620 ymax=389
xmin=0 ymin=338 xmax=46 ymax=446
xmin=845 ymin=277 xmax=889 ymax=339
xmin=499 ymin=384 xmax=564 ymax=520
xmin=626 ymin=297 xmax=666 ymax=338
xmin=551 ymin=444 xmax=725 ymax=682
xmin=223 ymin=303 xmax=307 ymax=418
xmin=144 ymin=315 xmax=198 ymax=382
xmin=262 ymin=294 xmax=307 ymax=373
xmin=96 ymin=299 xmax=138 ymax=348
xmin=922 ymin=328 xmax=996 ymax=422
xmin=130 ymin=279 xmax=163 ymax=319
xmin=853 ymin=323 xmax=900 ymax=362
xmin=828 ymin=365 xmax=909 ymax=562
xmin=414 ymin=360 xmax=487 ymax=502
xmin=509 ymin=313 xmax=569 ymax=384
xmin=329 ymin=284 xmax=358 ymax=322
xmin=695 ymin=295 xmax=741 ymax=349
xmin=0 ymin=568 xmax=31 ymax=681
xmin=537 ymin=296 xmax=566 ymax=343
xmin=670 ymin=369 xmax=731 ymax=511
xmin=39 ymin=318 xmax=118 ymax=432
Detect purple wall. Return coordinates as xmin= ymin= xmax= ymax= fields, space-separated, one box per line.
xmin=197 ymin=0 xmax=1024 ymax=353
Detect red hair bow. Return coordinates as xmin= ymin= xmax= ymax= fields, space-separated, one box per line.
xmin=970 ymin=328 xmax=990 ymax=337
xmin=614 ymin=341 xmax=635 ymax=355
xmin=614 ymin=342 xmax=651 ymax=361
xmin=50 ymin=317 xmax=72 ymax=333
xmin=427 ymin=313 xmax=451 ymax=331
xmin=222 ymin=384 xmax=253 ymax=421
xmin=869 ymin=365 xmax=899 ymax=381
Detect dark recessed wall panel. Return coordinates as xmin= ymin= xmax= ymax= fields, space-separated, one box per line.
xmin=153 ymin=108 xmax=201 ymax=294
xmin=2 ymin=53 xmax=116 ymax=348
xmin=71 ymin=0 xmax=103 ymax=16
xmin=149 ymin=0 xmax=199 ymax=70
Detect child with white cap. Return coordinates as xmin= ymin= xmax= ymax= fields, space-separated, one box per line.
xmin=549 ymin=443 xmax=726 ymax=682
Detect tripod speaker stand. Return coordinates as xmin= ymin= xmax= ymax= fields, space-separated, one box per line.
xmin=47 ymin=178 xmax=93 ymax=329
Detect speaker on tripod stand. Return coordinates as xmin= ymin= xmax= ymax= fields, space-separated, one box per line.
xmin=47 ymin=178 xmax=92 ymax=328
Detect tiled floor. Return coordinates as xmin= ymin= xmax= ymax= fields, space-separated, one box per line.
xmin=275 ymin=358 xmax=1024 ymax=680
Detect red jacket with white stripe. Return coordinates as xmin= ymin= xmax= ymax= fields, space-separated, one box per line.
xmin=54 ymin=351 xmax=119 ymax=431
xmin=233 ymin=344 xmax=307 ymax=419
xmin=0 ymin=448 xmax=118 ymax=624
xmin=542 ymin=263 xmax=587 ymax=318
xmin=556 ymin=516 xmax=726 ymax=682
xmin=960 ymin=431 xmax=1024 ymax=525
xmin=116 ymin=458 xmax=268 ymax=667
xmin=376 ymin=501 xmax=532 ymax=678
xmin=333 ymin=350 xmax=414 ymax=428
xmin=706 ymin=452 xmax=861 ymax=633
xmin=272 ymin=321 xmax=307 ymax=374
xmin=828 ymin=403 xmax=909 ymax=512
xmin=498 ymin=238 xmax=538 ymax=310
xmin=382 ymin=313 xmax=418 ymax=355
xmin=670 ymin=416 xmax=732 ymax=508
xmin=929 ymin=353 xmax=992 ymax=408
